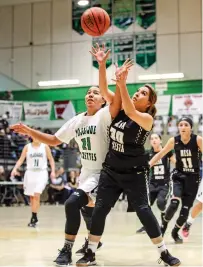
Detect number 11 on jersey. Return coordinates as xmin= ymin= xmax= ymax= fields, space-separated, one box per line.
xmin=81 ymin=137 xmax=91 ymax=150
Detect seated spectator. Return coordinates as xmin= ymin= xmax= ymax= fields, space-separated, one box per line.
xmin=198 ymin=115 xmax=203 ymax=134
xmin=167 ymin=115 xmax=178 ymax=136
xmin=153 ymin=116 xmax=164 ymax=135
xmin=68 ymin=170 xmax=78 ymax=191
xmin=48 ymin=168 xmax=71 ymax=204
xmin=0 ymin=166 xmax=5 ymax=181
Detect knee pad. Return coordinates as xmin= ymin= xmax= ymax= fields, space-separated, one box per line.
xmin=64 ymin=189 xmax=88 ymax=235
xmin=165 ymin=199 xmax=180 ymax=221
xmin=176 ymin=205 xmax=190 ymax=227
xmin=81 ymin=206 xmax=93 ymax=231
xmin=157 ymin=198 xmax=167 ymax=212
xmin=65 ymin=189 xmax=88 ymax=217
xmin=90 ymin=203 xmax=111 ymax=236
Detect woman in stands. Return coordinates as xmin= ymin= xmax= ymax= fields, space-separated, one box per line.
xmin=11 ymin=138 xmax=55 ymax=227
xmin=150 ymin=117 xmax=202 ymax=243
xmin=76 ymin=44 xmax=180 ymax=267
xmin=10 ymin=58 xmax=133 ymax=265
xmin=136 ymin=133 xmax=175 ymax=234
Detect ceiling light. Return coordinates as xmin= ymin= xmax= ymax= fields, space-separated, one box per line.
xmin=38 ymin=79 xmax=80 ymax=87
xmin=138 ymin=73 xmax=184 ymax=81
xmin=78 ymin=0 xmax=89 ymax=6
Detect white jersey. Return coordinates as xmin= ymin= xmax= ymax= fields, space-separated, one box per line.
xmin=55 ymin=106 xmax=111 ymax=170
xmin=26 ymin=143 xmax=47 ymax=171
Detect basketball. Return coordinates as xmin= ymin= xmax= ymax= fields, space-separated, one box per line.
xmin=81 ymin=7 xmax=110 ymax=37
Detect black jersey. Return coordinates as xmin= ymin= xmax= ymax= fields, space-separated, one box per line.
xmin=148 ymin=149 xmax=173 ymax=184
xmin=105 ymin=110 xmax=150 ymax=169
xmin=174 ymin=134 xmax=200 ymax=174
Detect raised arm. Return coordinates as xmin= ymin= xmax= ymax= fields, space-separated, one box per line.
xmin=10 ymin=124 xmax=61 ymax=146
xmin=115 ymin=69 xmax=153 ymax=131
xmin=11 ymin=145 xmax=28 ymax=176
xmin=91 ymin=44 xmax=133 ymax=104
xmin=90 ymin=43 xmax=114 ymax=103
xmin=149 ymin=138 xmax=175 ymax=167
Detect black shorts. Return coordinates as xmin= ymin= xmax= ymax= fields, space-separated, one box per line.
xmin=171 ymin=170 xmax=200 ymax=207
xmin=149 ymin=182 xmax=170 ymax=206
xmin=96 ymin=165 xmax=150 ymax=212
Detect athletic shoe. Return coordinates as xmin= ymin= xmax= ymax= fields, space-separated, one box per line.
xmin=54 ymin=245 xmax=72 ymax=266
xmin=28 ymin=218 xmax=38 ymax=228
xmin=136 ymin=226 xmax=146 ymax=234
xmin=182 ymin=222 xmax=191 ymax=238
xmin=75 ymin=238 xmax=103 ymax=256
xmin=158 ymin=249 xmax=181 ymax=266
xmin=76 ymin=248 xmax=96 ymax=266
xmin=171 ymin=229 xmax=183 ymax=244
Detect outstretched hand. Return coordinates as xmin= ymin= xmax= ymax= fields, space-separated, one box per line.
xmin=10 ymin=123 xmax=31 ymax=136
xmin=90 ymin=43 xmax=110 ymax=65
xmin=113 ymin=58 xmax=134 ymax=85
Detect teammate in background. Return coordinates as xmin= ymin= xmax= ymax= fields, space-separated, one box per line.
xmin=182 ymin=177 xmax=202 ymax=237
xmin=150 ymin=117 xmax=202 ymax=243
xmin=136 ymin=133 xmax=176 ymax=234
xmin=10 ymin=59 xmax=132 ymax=265
xmin=76 ymin=44 xmax=180 ymax=267
xmin=11 ymin=138 xmax=55 ymax=227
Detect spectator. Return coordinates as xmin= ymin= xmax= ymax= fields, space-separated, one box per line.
xmin=68 ymin=170 xmax=78 ymax=190
xmin=48 ymin=168 xmax=71 ymax=204
xmin=0 ymin=166 xmax=5 ymax=181
xmin=3 ymin=91 xmax=14 ymax=101
xmin=167 ymin=115 xmax=178 ymax=136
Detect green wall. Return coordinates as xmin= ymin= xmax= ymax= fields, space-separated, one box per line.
xmin=4 ymin=80 xmax=202 ymax=116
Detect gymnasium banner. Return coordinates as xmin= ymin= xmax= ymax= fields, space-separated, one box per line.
xmin=54 ymin=101 xmax=76 ymax=120
xmin=135 ymin=0 xmax=156 ymax=29
xmin=0 ymin=100 xmax=22 ymax=119
xmin=135 ymin=32 xmax=156 ymax=69
xmin=155 ymin=95 xmax=171 ymax=116
xmin=172 ymin=94 xmax=203 ymax=115
xmin=24 ymin=102 xmax=52 ymax=120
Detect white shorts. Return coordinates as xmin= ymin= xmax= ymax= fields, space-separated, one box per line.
xmin=24 ymin=170 xmax=48 ymax=196
xmin=77 ymin=168 xmax=100 ymax=201
xmin=196 ymin=179 xmax=203 ymax=203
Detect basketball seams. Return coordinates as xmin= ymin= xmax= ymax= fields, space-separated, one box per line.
xmin=102 ymin=10 xmax=106 ymax=32
xmin=90 ymin=9 xmax=101 ymax=35
xmin=82 ymin=16 xmax=98 ymax=35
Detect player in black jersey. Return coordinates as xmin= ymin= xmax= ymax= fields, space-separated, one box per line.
xmin=76 ymin=44 xmax=180 ymax=267
xmin=136 ymin=133 xmax=175 ymax=234
xmin=150 ymin=117 xmax=202 ymax=243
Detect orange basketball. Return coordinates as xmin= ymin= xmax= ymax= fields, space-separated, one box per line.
xmin=81 ymin=7 xmax=110 ymax=37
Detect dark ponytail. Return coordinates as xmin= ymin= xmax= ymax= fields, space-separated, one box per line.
xmin=144 ymin=84 xmax=157 ymax=118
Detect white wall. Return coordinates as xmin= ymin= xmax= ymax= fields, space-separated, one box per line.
xmin=0 ymin=0 xmax=201 ymax=89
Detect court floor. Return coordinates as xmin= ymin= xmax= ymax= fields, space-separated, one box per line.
xmin=0 ymin=202 xmax=202 ymax=266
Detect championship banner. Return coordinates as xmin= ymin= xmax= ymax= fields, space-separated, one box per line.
xmin=155 ymin=95 xmax=171 ymax=116
xmin=54 ymin=101 xmax=76 ymax=120
xmin=24 ymin=102 xmax=52 ymax=120
xmin=0 ymin=100 xmax=22 ymax=119
xmin=135 ymin=0 xmax=156 ymax=29
xmin=135 ymin=32 xmax=156 ymax=69
xmin=172 ymin=94 xmax=203 ymax=115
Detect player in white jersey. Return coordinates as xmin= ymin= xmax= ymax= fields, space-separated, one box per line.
xmin=10 ymin=66 xmax=129 ymax=264
xmin=11 ymin=138 xmax=55 ymax=227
